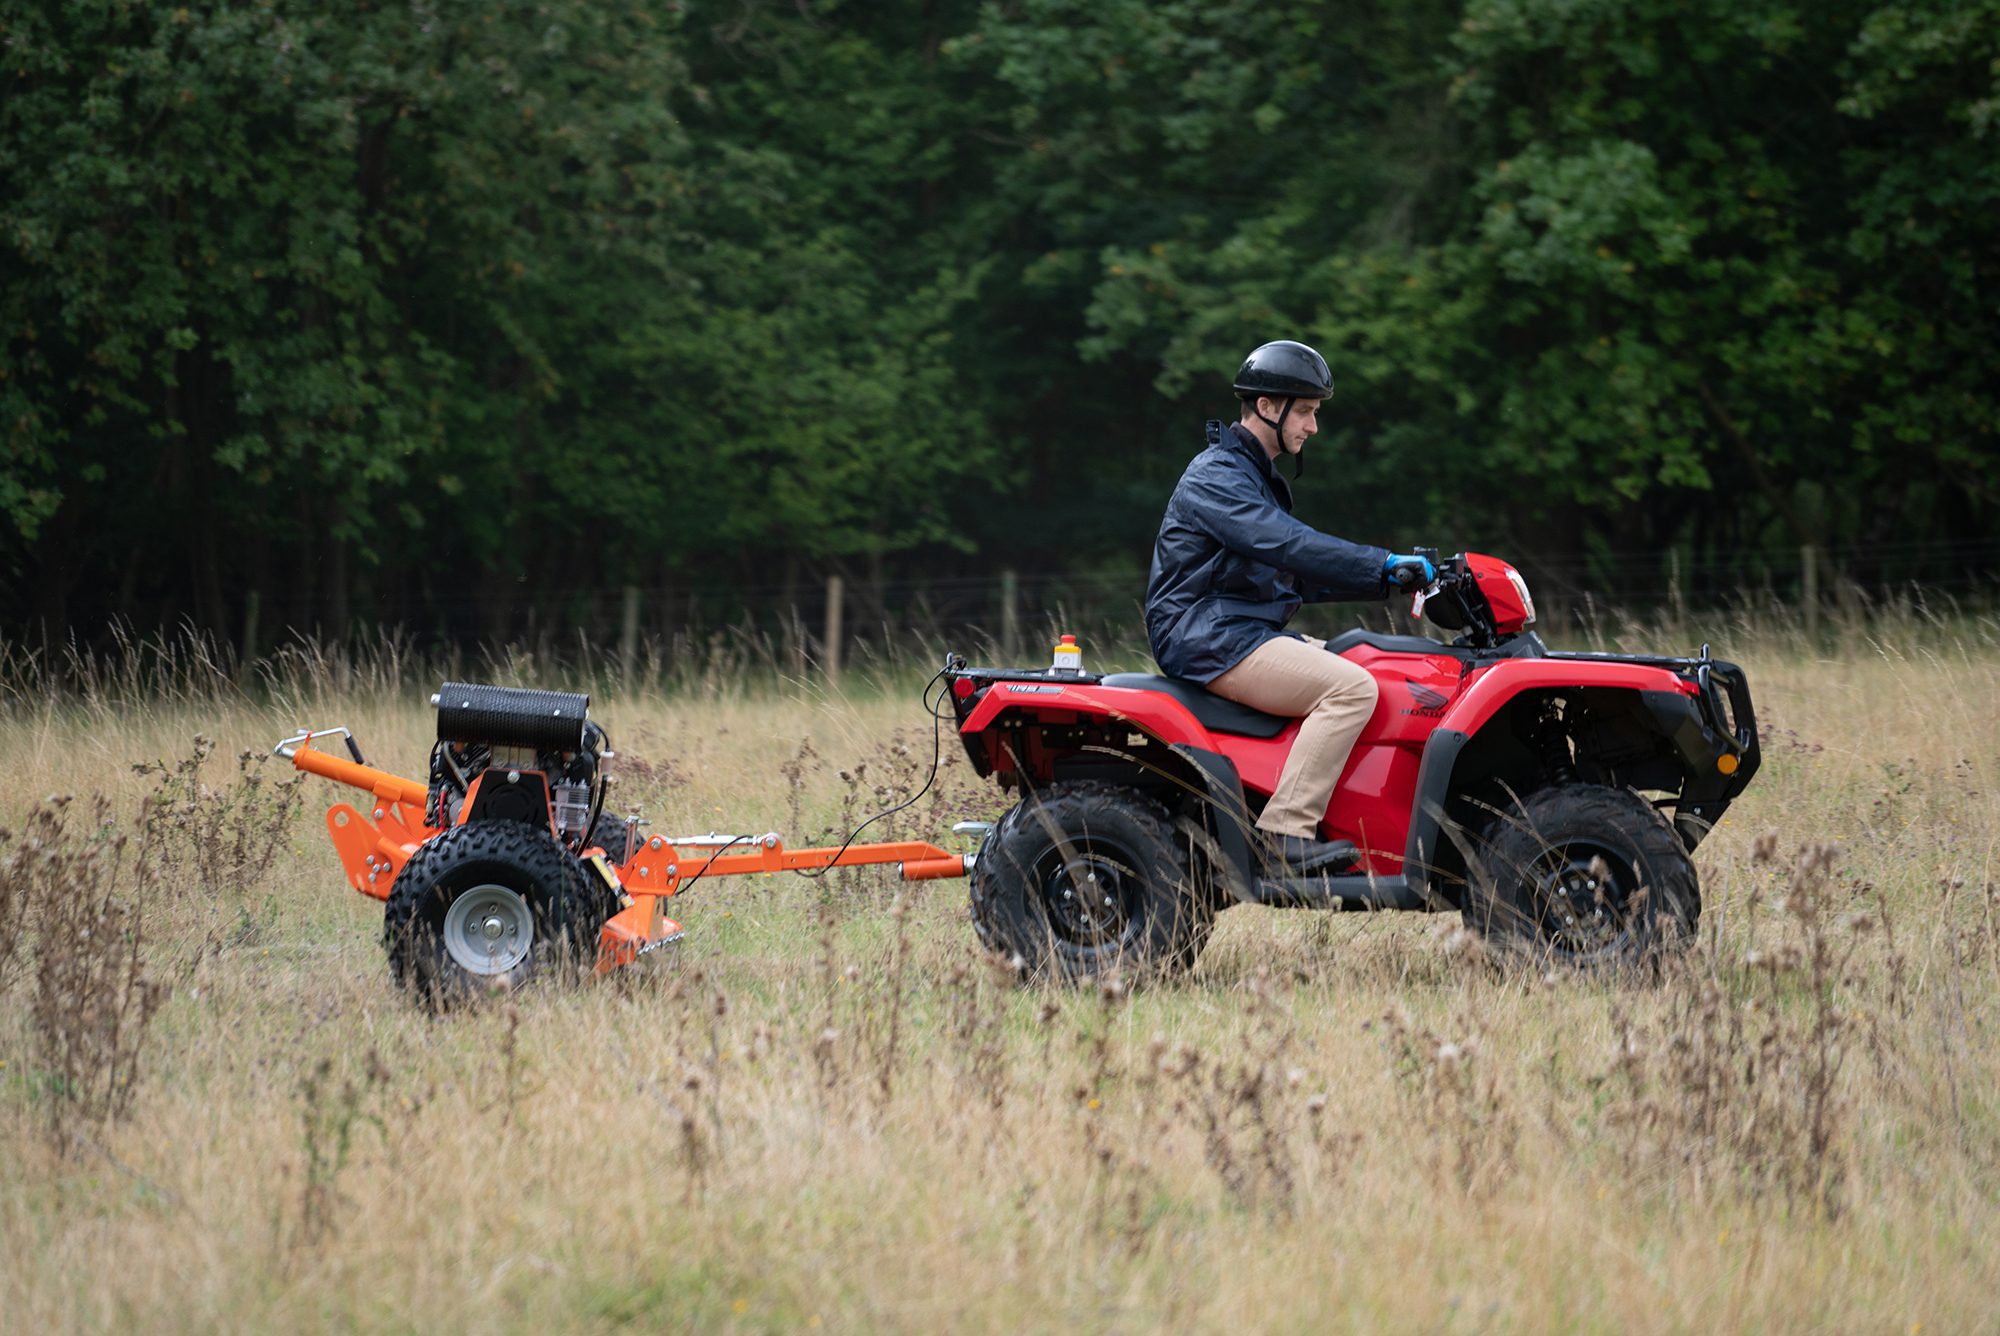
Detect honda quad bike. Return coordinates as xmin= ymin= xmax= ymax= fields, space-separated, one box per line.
xmin=943 ymin=552 xmax=1760 ymax=980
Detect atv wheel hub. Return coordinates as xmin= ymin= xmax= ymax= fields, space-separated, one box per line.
xmin=1534 ymin=846 xmax=1631 ymax=954
xmin=442 ymin=883 xmax=535 ymax=974
xmin=1041 ymin=852 xmax=1134 ymax=945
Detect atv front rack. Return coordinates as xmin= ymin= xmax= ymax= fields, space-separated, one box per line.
xmin=275 ymin=728 xmax=973 ymax=972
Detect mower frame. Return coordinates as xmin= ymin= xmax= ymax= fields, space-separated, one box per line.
xmin=276 ymin=726 xmax=971 ymax=974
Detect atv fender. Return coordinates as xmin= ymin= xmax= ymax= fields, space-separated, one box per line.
xmin=1171 ymin=744 xmax=1258 ymax=900
xmin=1403 ymin=728 xmax=1471 ymax=904
xmin=959 ymin=680 xmax=1228 ymax=752
xmin=1437 ymin=659 xmax=1699 ymax=738
xmin=1416 ymin=656 xmax=1757 ymax=873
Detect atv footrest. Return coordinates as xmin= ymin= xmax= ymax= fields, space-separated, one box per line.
xmin=1244 ymin=873 xmax=1434 ymax=912
xmin=1284 ymin=838 xmax=1360 ymax=874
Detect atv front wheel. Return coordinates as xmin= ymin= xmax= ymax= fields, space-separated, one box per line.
xmin=384 ymin=821 xmax=598 ymax=1004
xmin=969 ymin=782 xmax=1210 ymax=984
xmin=1463 ymin=783 xmax=1698 ymax=970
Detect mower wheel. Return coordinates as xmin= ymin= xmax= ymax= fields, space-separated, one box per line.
xmin=568 ymin=814 xmax=635 ymax=945
xmin=970 ymin=781 xmax=1209 ymax=984
xmin=1463 ymin=783 xmax=1698 ymax=971
xmin=585 ymin=811 xmax=637 ymax=866
xmin=384 ymin=820 xmax=598 ymax=1004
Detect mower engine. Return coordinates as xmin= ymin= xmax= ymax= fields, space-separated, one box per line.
xmin=427 ymin=681 xmax=608 ymax=850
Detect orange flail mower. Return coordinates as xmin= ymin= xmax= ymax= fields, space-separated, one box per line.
xmin=276 ymin=681 xmax=970 ymax=1001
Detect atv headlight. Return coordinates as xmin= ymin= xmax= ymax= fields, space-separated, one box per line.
xmin=1505 ymin=568 xmax=1537 ymax=626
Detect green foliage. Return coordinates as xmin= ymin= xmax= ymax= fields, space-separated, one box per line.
xmin=1 ymin=0 xmax=1994 ymax=641
xmin=970 ymin=0 xmax=1999 ymax=586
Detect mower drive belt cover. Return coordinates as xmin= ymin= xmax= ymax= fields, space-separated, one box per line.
xmin=435 ymin=681 xmax=589 ymax=752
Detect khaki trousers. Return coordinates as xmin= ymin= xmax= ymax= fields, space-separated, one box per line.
xmin=1207 ymin=636 xmax=1380 ymax=838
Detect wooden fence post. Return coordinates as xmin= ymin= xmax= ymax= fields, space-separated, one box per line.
xmin=1000 ymin=567 xmax=1019 ymax=663
xmin=824 ymin=574 xmax=844 ymax=686
xmin=237 ymin=588 xmax=260 ymax=684
xmin=1801 ymin=543 xmax=1819 ymax=646
xmin=619 ymin=585 xmax=640 ymax=686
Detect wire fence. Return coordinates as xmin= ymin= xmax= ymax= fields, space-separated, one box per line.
xmin=6 ymin=539 xmax=1995 ymax=705
xmin=552 ymin=538 xmax=2000 ymax=657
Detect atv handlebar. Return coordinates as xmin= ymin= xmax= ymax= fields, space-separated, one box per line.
xmin=1385 ymin=554 xmax=1435 ymax=591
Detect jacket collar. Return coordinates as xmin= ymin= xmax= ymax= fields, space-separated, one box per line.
xmin=1221 ymin=421 xmax=1275 ymax=479
xmin=1221 ymin=420 xmax=1292 ymax=508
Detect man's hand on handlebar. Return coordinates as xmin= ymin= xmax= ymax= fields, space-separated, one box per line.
xmin=1383 ymin=553 xmax=1436 ymax=590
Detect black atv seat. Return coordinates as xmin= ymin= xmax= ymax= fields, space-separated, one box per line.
xmin=1098 ymin=674 xmax=1291 ymax=738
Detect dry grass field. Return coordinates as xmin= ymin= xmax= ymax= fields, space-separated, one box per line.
xmin=2 ymin=610 xmax=1998 ymax=1332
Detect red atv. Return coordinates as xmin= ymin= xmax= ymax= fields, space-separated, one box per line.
xmin=943 ymin=552 xmax=1758 ymax=979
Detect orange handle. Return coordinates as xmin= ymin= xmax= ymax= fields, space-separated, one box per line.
xmin=290 ymin=744 xmax=430 ymax=809
xmin=900 ymin=855 xmax=970 ymax=881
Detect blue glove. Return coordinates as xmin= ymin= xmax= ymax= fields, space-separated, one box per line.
xmin=1383 ymin=553 xmax=1436 ymax=590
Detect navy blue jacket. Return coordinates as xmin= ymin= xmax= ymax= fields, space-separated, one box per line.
xmin=1145 ymin=421 xmax=1390 ymax=683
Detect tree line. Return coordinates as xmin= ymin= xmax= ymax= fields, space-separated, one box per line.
xmin=4 ymin=0 xmax=1995 ymax=651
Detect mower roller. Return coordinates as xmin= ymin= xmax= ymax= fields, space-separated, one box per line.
xmin=276 ymin=680 xmax=970 ymax=1001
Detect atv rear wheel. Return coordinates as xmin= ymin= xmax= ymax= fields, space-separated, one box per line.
xmin=970 ymin=782 xmax=1210 ymax=984
xmin=384 ymin=820 xmax=598 ymax=1004
xmin=1463 ymin=783 xmax=1698 ymax=971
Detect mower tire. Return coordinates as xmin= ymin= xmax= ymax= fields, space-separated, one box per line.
xmin=970 ymin=781 xmax=1211 ymax=984
xmin=384 ymin=820 xmax=599 ymax=1004
xmin=585 ymin=811 xmax=637 ymax=866
xmin=1463 ymin=783 xmax=1698 ymax=971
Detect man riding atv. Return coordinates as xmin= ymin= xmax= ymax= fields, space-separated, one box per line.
xmin=1146 ymin=339 xmax=1435 ymax=874
xmin=944 ymin=340 xmax=1756 ymax=980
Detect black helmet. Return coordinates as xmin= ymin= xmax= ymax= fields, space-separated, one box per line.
xmin=1233 ymin=340 xmax=1333 ymax=402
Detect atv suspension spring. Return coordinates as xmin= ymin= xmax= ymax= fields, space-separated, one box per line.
xmin=1536 ymin=699 xmax=1576 ymax=785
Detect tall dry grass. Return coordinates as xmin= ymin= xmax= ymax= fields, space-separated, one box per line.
xmin=1 ymin=611 xmax=1997 ymax=1331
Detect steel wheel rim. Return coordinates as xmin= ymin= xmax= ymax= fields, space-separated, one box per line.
xmin=441 ymin=882 xmax=536 ymax=975
xmin=1035 ymin=842 xmax=1139 ymax=947
xmin=1530 ymin=841 xmax=1639 ymax=956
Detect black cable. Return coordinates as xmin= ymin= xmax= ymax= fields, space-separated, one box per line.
xmin=668 ymin=832 xmax=757 ymax=900
xmin=667 ymin=664 xmax=954 ymax=898
xmin=792 ymin=663 xmax=953 ymax=881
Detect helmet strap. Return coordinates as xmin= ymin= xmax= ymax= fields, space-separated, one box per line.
xmin=1254 ymin=397 xmax=1303 ymax=479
